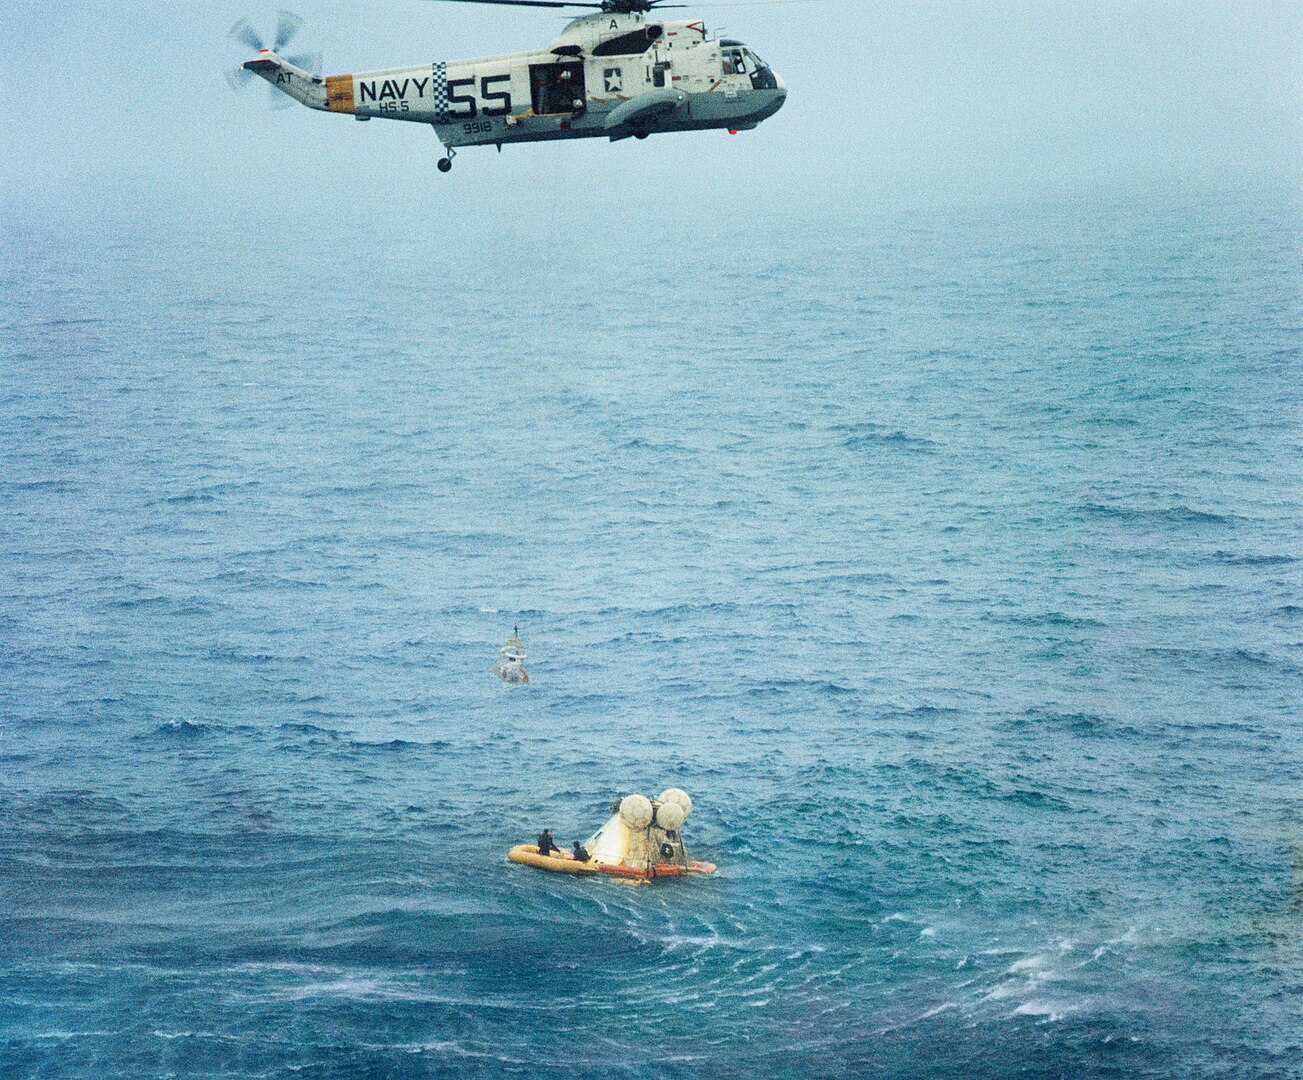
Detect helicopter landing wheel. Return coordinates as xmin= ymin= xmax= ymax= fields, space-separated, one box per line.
xmin=634 ymin=131 xmax=648 ymax=141
xmin=437 ymin=157 xmax=453 ymax=173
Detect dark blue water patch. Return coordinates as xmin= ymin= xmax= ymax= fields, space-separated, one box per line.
xmin=0 ymin=478 xmax=81 ymax=495
xmin=883 ymin=705 xmax=963 ymax=721
xmin=980 ymin=611 xmax=1108 ymax=629
xmin=169 ymin=715 xmax=288 ymax=742
xmin=99 ymin=594 xmax=214 ymax=617
xmin=0 ymin=791 xmax=131 ymax=828
xmin=840 ymin=430 xmax=940 ymax=454
xmin=1074 ymin=503 xmax=1243 ymax=528
xmin=1008 ymin=709 xmax=1145 ymax=740
xmin=157 ymin=493 xmax=217 ymax=505
xmin=1204 ymin=550 xmax=1297 ymax=566
xmin=1140 ymin=645 xmax=1295 ymax=677
xmin=343 ymin=739 xmax=453 ymax=754
xmin=147 ymin=720 xmax=224 ymax=739
xmin=275 ymin=722 xmax=344 ymax=738
xmin=999 ymin=787 xmax=1077 ymax=812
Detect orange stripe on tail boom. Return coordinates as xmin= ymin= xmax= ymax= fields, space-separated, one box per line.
xmin=326 ymin=74 xmax=355 ymax=113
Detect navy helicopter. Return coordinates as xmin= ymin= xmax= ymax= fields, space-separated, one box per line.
xmin=232 ymin=1 xmax=787 ymax=171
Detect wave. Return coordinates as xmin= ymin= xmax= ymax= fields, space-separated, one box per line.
xmin=1013 ymin=708 xmax=1143 ymax=739
xmin=102 ymin=594 xmax=211 ymax=616
xmin=999 ymin=788 xmax=1074 ymax=812
xmin=345 ymin=738 xmax=451 ymax=752
xmin=131 ymin=719 xmax=258 ymax=742
xmin=842 ymin=430 xmax=939 ymax=453
xmin=20 ymin=791 xmax=127 ymax=815
xmin=1142 ymin=645 xmax=1290 ymax=673
xmin=159 ymin=493 xmax=217 ymax=505
xmin=0 ymin=478 xmax=78 ymax=494
xmin=886 ymin=705 xmax=961 ymax=720
xmin=744 ymin=678 xmax=857 ymax=698
xmin=204 ymin=571 xmax=330 ymax=592
xmin=619 ymin=436 xmax=687 ymax=453
xmin=277 ymin=722 xmax=343 ymax=737
xmin=37 ymin=316 xmax=106 ymax=327
xmin=148 ymin=719 xmax=223 ymax=738
xmin=981 ymin=611 xmax=1107 ymax=629
xmin=1075 ymin=502 xmax=1241 ymax=527
xmin=1205 ymin=550 xmax=1296 ymax=567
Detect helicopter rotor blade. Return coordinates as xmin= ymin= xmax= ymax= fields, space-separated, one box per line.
xmin=225 ymin=65 xmax=257 ymax=92
xmin=267 ymin=82 xmax=295 ymax=110
xmin=283 ymin=51 xmax=323 ymax=75
xmin=272 ymin=9 xmax=304 ymax=51
xmin=229 ymin=17 xmax=266 ymax=52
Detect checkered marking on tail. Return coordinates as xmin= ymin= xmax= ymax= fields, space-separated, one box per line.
xmin=431 ymin=63 xmax=449 ymax=123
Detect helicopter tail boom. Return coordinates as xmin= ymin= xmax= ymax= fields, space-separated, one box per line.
xmin=242 ymin=52 xmax=327 ymax=111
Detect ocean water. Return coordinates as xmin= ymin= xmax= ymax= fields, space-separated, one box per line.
xmin=1 ymin=191 xmax=1299 ymax=1078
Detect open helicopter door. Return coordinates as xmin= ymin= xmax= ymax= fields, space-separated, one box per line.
xmin=529 ymin=60 xmax=586 ymax=116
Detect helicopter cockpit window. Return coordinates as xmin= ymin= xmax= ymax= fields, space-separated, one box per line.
xmin=744 ymin=49 xmax=778 ymax=90
xmin=593 ymin=25 xmax=662 ymax=57
xmin=722 ymin=48 xmax=747 ymax=76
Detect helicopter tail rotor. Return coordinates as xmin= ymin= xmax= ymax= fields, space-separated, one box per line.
xmin=229 ymin=10 xmax=304 ymax=55
xmin=227 ymin=11 xmax=321 ymax=110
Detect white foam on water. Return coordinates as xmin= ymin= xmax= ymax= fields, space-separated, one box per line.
xmin=374 ymin=1040 xmax=531 ymax=1065
xmin=1012 ymin=999 xmax=1078 ymax=1022
xmin=30 ymin=1031 xmax=116 ymax=1041
xmin=1079 ymin=945 xmax=1111 ymax=967
xmin=273 ymin=974 xmax=443 ymax=1003
xmin=871 ymin=1000 xmax=961 ymax=1035
xmin=151 ymin=1030 xmax=236 ymax=1041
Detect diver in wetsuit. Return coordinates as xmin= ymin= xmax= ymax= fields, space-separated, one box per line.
xmin=572 ymin=841 xmax=590 ymax=863
xmin=537 ymin=829 xmax=562 ymax=857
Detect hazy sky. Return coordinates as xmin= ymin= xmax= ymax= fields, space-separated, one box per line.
xmin=1 ymin=1 xmax=1299 ymax=224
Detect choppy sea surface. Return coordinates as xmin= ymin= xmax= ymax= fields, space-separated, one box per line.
xmin=1 ymin=191 xmax=1300 ymax=1078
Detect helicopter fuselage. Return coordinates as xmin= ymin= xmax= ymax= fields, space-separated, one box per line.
xmin=244 ymin=13 xmax=786 ymax=161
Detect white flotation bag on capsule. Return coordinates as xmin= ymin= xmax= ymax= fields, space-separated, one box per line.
xmin=658 ymin=788 xmax=693 ymax=820
xmin=655 ymin=800 xmax=686 ymax=832
xmin=619 ymin=794 xmax=653 ymax=829
xmin=618 ymin=794 xmax=653 ymax=866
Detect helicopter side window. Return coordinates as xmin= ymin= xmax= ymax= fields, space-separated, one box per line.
xmin=722 ymin=48 xmax=747 ymax=76
xmin=593 ymin=25 xmax=662 ymax=57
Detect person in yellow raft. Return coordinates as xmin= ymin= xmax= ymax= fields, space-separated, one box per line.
xmin=534 ymin=829 xmax=590 ymax=863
